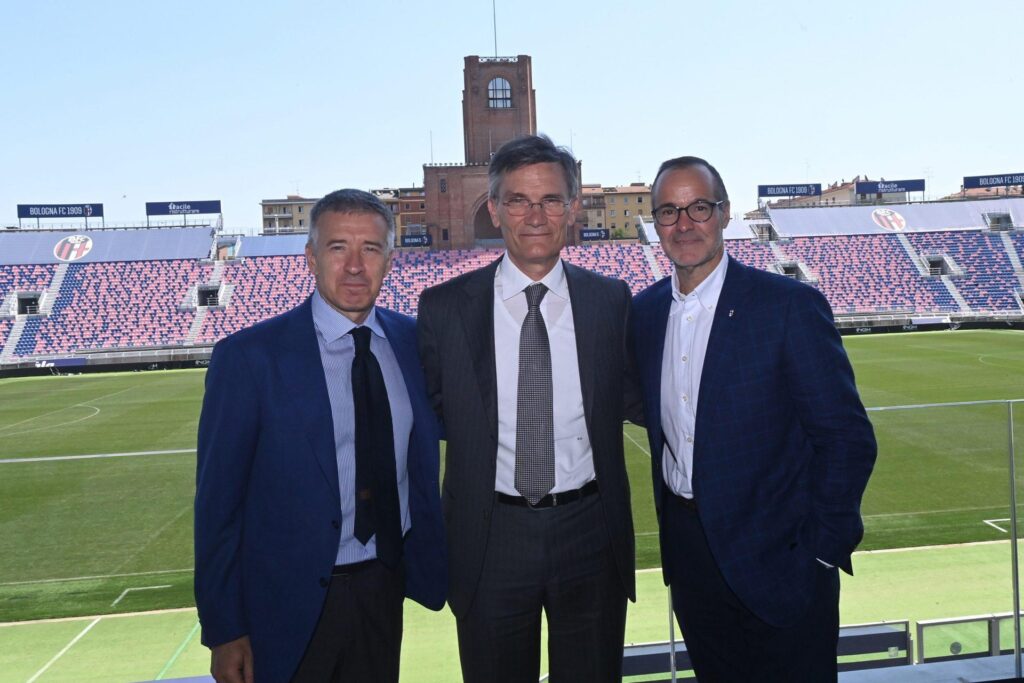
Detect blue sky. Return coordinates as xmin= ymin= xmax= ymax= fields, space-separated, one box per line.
xmin=3 ymin=0 xmax=1021 ymax=229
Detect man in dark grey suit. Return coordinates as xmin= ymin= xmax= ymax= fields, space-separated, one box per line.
xmin=417 ymin=134 xmax=635 ymax=683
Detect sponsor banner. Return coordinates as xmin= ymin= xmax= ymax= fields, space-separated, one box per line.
xmin=757 ymin=184 xmax=821 ymax=197
xmin=400 ymin=234 xmax=432 ymax=247
xmin=855 ymin=179 xmax=925 ymax=194
xmin=146 ymin=200 xmax=222 ymax=216
xmin=580 ymin=228 xmax=610 ymax=241
xmin=34 ymin=358 xmax=87 ymax=368
xmin=17 ymin=203 xmax=104 ymax=219
xmin=963 ymin=173 xmax=1024 ymax=190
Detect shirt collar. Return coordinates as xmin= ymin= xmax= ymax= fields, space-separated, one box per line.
xmin=670 ymin=251 xmax=729 ymax=311
xmin=311 ymin=290 xmax=385 ymax=344
xmin=497 ymin=252 xmax=569 ymax=301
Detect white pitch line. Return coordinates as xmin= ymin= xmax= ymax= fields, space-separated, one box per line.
xmin=863 ymin=505 xmax=1012 ymax=519
xmin=111 ymin=585 xmax=172 ymax=607
xmin=0 ymin=606 xmax=196 ymax=627
xmin=26 ymin=616 xmax=101 ymax=683
xmin=0 ymin=405 xmax=102 ymax=440
xmin=0 ymin=385 xmax=136 ymax=434
xmin=984 ymin=518 xmax=1011 ymax=534
xmin=624 ymin=431 xmax=651 ymax=458
xmin=0 ymin=567 xmax=193 ymax=588
xmin=0 ymin=448 xmax=195 ymax=464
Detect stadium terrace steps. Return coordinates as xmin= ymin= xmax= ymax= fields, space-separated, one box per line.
xmin=940 ymin=275 xmax=972 ymax=312
xmin=0 ymin=317 xmax=25 ymax=362
xmin=642 ymin=244 xmax=663 ymax=280
xmin=186 ymin=308 xmax=208 ymax=344
xmin=894 ymin=233 xmax=929 ymax=276
xmin=999 ymin=232 xmax=1024 ymax=299
xmin=38 ymin=262 xmax=69 ymax=315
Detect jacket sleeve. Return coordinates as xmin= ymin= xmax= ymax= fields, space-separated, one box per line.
xmin=194 ymin=338 xmax=260 ymax=647
xmin=783 ymin=285 xmax=877 ymax=572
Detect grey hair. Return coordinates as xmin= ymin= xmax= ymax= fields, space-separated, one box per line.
xmin=487 ymin=134 xmax=580 ymax=200
xmin=651 ymin=156 xmax=729 ymax=204
xmin=308 ymin=188 xmax=396 ymax=252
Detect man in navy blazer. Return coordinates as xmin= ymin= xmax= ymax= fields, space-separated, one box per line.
xmin=195 ymin=189 xmax=446 ymax=683
xmin=631 ymin=157 xmax=876 ymax=681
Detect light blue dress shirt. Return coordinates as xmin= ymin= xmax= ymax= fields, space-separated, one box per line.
xmin=310 ymin=291 xmax=413 ymax=566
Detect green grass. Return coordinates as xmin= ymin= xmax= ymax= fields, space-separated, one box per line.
xmin=0 ymin=330 xmax=1022 ymax=680
xmin=1 ymin=541 xmax=1018 ymax=683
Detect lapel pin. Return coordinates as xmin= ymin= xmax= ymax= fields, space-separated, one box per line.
xmin=728 ymin=309 xmax=734 ymax=317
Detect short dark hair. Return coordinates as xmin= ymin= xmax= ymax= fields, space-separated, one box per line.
xmin=308 ymin=188 xmax=395 ymax=252
xmin=488 ymin=134 xmax=580 ymax=200
xmin=651 ymin=156 xmax=729 ymax=204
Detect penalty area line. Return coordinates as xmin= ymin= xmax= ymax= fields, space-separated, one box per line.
xmin=111 ymin=585 xmax=172 ymax=607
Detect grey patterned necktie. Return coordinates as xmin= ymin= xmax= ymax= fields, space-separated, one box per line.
xmin=515 ymin=282 xmax=555 ymax=505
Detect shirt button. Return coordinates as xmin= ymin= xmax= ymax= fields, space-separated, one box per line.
xmin=682 ymin=395 xmax=688 ymax=402
xmin=686 ymin=315 xmax=693 ymax=322
xmin=686 ymin=436 xmax=694 ymax=443
xmin=681 ymin=355 xmax=688 ymax=362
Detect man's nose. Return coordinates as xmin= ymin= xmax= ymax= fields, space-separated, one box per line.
xmin=344 ymin=250 xmax=364 ymax=272
xmin=524 ymin=203 xmax=548 ymax=225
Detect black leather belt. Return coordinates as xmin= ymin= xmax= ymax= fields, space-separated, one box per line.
xmin=496 ymin=480 xmax=599 ymax=509
xmin=332 ymin=559 xmax=377 ymax=576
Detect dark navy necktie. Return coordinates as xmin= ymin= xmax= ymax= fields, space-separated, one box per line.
xmin=350 ymin=326 xmax=402 ymax=567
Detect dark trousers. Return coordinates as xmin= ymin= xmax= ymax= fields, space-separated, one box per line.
xmin=662 ymin=492 xmax=840 ymax=682
xmin=291 ymin=560 xmax=404 ymax=683
xmin=456 ymin=493 xmax=627 ymax=683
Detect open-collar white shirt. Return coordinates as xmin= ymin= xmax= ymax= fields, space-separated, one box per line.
xmin=660 ymin=253 xmax=729 ymax=498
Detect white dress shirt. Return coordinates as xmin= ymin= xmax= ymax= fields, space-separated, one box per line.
xmin=493 ymin=255 xmax=595 ymax=495
xmin=660 ymin=253 xmax=729 ymax=498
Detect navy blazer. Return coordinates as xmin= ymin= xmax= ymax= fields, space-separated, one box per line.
xmin=631 ymin=257 xmax=876 ymax=627
xmin=194 ymin=298 xmax=446 ymax=683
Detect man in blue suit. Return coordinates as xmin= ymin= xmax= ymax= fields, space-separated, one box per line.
xmin=195 ymin=189 xmax=446 ymax=683
xmin=631 ymin=157 xmax=876 ymax=681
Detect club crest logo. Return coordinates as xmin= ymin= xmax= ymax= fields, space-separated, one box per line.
xmin=53 ymin=235 xmax=94 ymax=262
xmin=871 ymin=208 xmax=907 ymax=232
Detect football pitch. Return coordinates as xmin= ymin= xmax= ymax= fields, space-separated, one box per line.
xmin=1 ymin=328 xmax=1022 ymax=682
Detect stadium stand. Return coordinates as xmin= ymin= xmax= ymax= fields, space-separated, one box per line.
xmin=776 ymin=234 xmax=956 ymax=314
xmin=1 ymin=200 xmax=1022 ymax=362
xmin=17 ymin=260 xmax=205 ymax=355
xmin=562 ymin=244 xmax=657 ymax=294
xmin=906 ymin=230 xmax=1020 ymax=312
xmin=197 ymin=256 xmax=312 ymax=344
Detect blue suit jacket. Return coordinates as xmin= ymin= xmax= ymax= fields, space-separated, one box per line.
xmin=194 ymin=298 xmax=446 ymax=683
xmin=631 ymin=257 xmax=876 ymax=627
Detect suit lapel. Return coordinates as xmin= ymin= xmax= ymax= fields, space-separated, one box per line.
xmin=564 ymin=262 xmax=598 ymax=422
xmin=639 ymin=278 xmax=673 ymax=434
xmin=695 ymin=257 xmax=749 ymax=433
xmin=278 ymin=299 xmax=340 ymax=503
xmin=460 ymin=258 xmax=500 ymax=438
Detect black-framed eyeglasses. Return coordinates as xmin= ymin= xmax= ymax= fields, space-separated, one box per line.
xmin=501 ymin=197 xmax=569 ymax=217
xmin=652 ymin=200 xmax=725 ymax=226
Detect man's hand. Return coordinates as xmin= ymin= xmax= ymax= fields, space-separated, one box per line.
xmin=211 ymin=635 xmax=254 ymax=683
